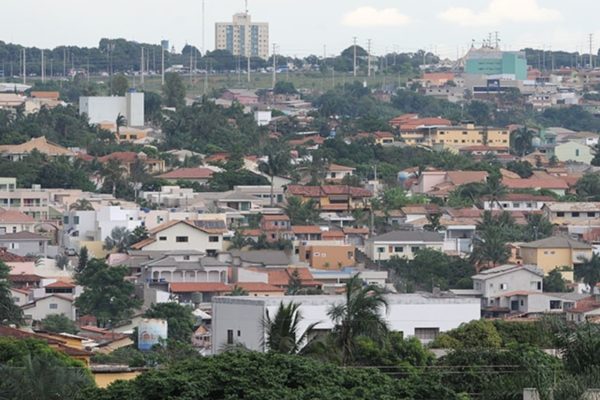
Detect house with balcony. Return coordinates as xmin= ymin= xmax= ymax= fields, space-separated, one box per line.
xmin=543 ymin=202 xmax=600 ymax=223
xmin=471 ymin=264 xmax=544 ymax=309
xmin=140 ymin=253 xmax=229 ymax=287
xmin=260 ymin=214 xmax=292 ymax=242
xmin=483 ymin=193 xmax=555 ymax=211
xmin=286 ymin=185 xmax=372 ymax=212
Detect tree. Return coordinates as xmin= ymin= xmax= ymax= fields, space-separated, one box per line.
xmin=75 ymin=259 xmax=141 ymax=327
xmin=510 ymin=127 xmax=535 ymax=156
xmin=103 ymin=226 xmax=133 ymax=253
xmin=100 ymin=158 xmax=127 ymax=197
xmin=77 ymin=246 xmax=89 ymax=273
xmin=228 ymin=286 xmax=249 ymax=296
xmin=227 ymin=230 xmax=248 ymax=250
xmin=69 ymin=199 xmax=94 ymax=211
xmin=470 ymin=226 xmax=510 ymax=270
xmin=481 ymin=170 xmax=508 ymax=206
xmin=432 ymin=320 xmax=503 ymax=349
xmin=423 ymin=212 xmax=445 ymax=232
xmin=143 ymin=302 xmax=195 ymax=343
xmin=284 ymin=197 xmax=320 ymax=225
xmin=163 ymin=72 xmax=186 ymax=109
xmin=263 ymin=301 xmax=319 ymax=354
xmin=81 ymin=351 xmax=406 ymax=400
xmin=506 ymin=160 xmax=533 ymax=178
xmin=259 ymin=142 xmax=291 ymax=207
xmin=111 ymin=74 xmax=129 ymax=96
xmin=115 ymin=113 xmax=127 ymax=136
xmin=286 ymin=269 xmax=302 ymax=295
xmin=0 ymin=260 xmax=23 ymax=326
xmin=523 ymin=213 xmax=554 ymax=242
xmin=575 ymin=253 xmax=600 ymax=293
xmin=273 ymin=81 xmax=297 ymax=95
xmin=544 ymin=268 xmax=569 ymax=293
xmin=327 ymin=275 xmax=388 ymax=365
xmin=40 ymin=314 xmax=79 ymax=334
xmin=130 ymin=225 xmax=149 ymax=244
xmin=0 ymin=338 xmax=94 ymax=400
xmin=576 ymin=173 xmax=600 ymax=201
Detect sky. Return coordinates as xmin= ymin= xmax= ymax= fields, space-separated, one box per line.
xmin=2 ymin=0 xmax=600 ymax=59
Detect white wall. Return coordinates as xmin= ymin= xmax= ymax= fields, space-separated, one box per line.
xmin=212 ymin=295 xmax=480 ymax=354
xmin=80 ymin=93 xmax=144 ymax=127
xmin=97 ymin=206 xmax=143 ymax=240
xmin=23 ymin=296 xmax=76 ymax=321
xmin=143 ymin=223 xmax=223 ymax=253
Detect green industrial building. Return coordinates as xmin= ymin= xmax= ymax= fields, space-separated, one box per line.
xmin=465 ymin=48 xmax=528 ymax=81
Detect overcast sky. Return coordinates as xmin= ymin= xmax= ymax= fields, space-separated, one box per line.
xmin=2 ymin=0 xmax=599 ymax=59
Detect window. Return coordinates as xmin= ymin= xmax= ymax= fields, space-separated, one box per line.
xmin=377 ymin=247 xmax=385 ymax=253
xmin=575 ymin=149 xmax=580 ymax=157
xmin=227 ymin=329 xmax=234 ymax=344
xmin=63 ymin=216 xmax=69 ymax=224
xmin=49 ymin=303 xmax=58 ymax=309
xmin=330 ymin=172 xmax=336 ymax=179
xmin=74 ymin=216 xmax=80 ymax=224
xmin=159 ymin=236 xmax=167 ymax=241
xmin=588 ymin=212 xmax=596 ymax=218
xmin=500 ymin=283 xmax=508 ymax=290
xmin=414 ymin=327 xmax=440 ymax=341
xmin=411 ymin=246 xmax=420 ymax=253
xmin=520 ymin=300 xmax=524 ymax=306
xmin=183 ymin=255 xmax=190 ymax=261
xmin=526 ymin=203 xmax=533 ymax=208
xmin=12 ymin=297 xmax=19 ymax=303
xmin=209 ymin=236 xmax=219 ymax=243
xmin=557 ymin=212 xmax=565 ymax=217
xmin=237 ymin=330 xmax=241 ymax=337
xmin=572 ymin=212 xmax=580 ymax=218
xmin=512 ymin=203 xmax=520 ymax=208
xmin=347 ymin=251 xmax=353 ymax=259
xmin=175 ymin=236 xmax=189 ymax=243
xmin=394 ymin=246 xmax=404 ymax=253
xmin=549 ymin=300 xmax=561 ymax=310
xmin=537 ymin=282 xmax=542 ymax=290
xmin=12 ymin=227 xmax=16 ymax=233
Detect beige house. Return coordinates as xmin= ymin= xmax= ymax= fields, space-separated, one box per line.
xmin=366 ymin=231 xmax=444 ymax=261
xmin=21 ymin=294 xmax=76 ymax=321
xmin=519 ymin=236 xmax=593 ymax=281
xmin=0 ymin=210 xmax=36 ymax=234
xmin=553 ymin=141 xmax=594 ymax=165
xmin=0 ymin=136 xmax=74 ymax=161
xmin=131 ymin=220 xmax=225 ymax=257
xmin=325 ymin=164 xmax=355 ymax=183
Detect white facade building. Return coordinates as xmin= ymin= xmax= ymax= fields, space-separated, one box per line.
xmin=79 ymin=91 xmax=144 ymax=127
xmin=212 ymin=294 xmax=480 ymax=353
xmin=215 ymin=13 xmax=269 ymax=59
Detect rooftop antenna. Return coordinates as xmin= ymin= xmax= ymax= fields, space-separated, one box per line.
xmin=494 ymin=31 xmax=500 ymax=49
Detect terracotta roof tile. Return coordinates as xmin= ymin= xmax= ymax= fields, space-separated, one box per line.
xmin=158 ymin=168 xmax=214 ymax=180
xmin=169 ymin=282 xmax=232 ymax=293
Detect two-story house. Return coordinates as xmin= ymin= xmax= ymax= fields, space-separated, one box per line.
xmin=131 ymin=220 xmax=226 ymax=257
xmin=483 ymin=194 xmax=554 ymax=212
xmin=325 ymin=164 xmax=356 ymax=183
xmin=543 ymin=202 xmax=600 ymax=223
xmin=472 ymin=264 xmax=544 ymax=309
xmin=286 ymin=185 xmax=372 ymax=212
xmin=365 ymin=231 xmax=444 ymax=262
xmin=260 ymin=215 xmax=292 ymax=242
xmin=518 ymin=236 xmax=593 ymax=281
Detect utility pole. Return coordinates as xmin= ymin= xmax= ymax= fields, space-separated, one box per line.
xmin=22 ymin=48 xmax=26 ymax=84
xmin=41 ymin=49 xmax=45 ymax=83
xmin=161 ymin=46 xmax=165 ymax=86
xmin=204 ymin=59 xmax=209 ymax=96
xmin=271 ymin=43 xmax=277 ymax=89
xmin=353 ymin=37 xmax=357 ymax=77
xmin=202 ymin=0 xmax=206 ymax=56
xmin=63 ymin=47 xmax=67 ymax=77
xmin=141 ymin=47 xmax=145 ymax=87
xmin=189 ymin=48 xmax=193 ymax=85
xmin=367 ymin=39 xmax=372 ymax=77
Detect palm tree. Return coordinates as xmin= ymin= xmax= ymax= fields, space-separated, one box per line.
xmin=263 ymin=301 xmax=319 ymax=354
xmin=101 ymin=158 xmax=126 ymax=197
xmin=284 ymin=197 xmax=319 ymax=225
xmin=510 ymin=126 xmax=535 ymax=157
xmin=424 ymin=212 xmax=445 ymax=232
xmin=115 ymin=113 xmax=127 ymax=137
xmin=228 ymin=230 xmax=248 ymax=250
xmin=103 ymin=226 xmax=132 ymax=253
xmin=482 ymin=171 xmax=508 ymax=209
xmin=576 ymin=253 xmax=600 ymax=294
xmin=327 ymin=275 xmax=388 ymax=365
xmin=69 ymin=198 xmax=94 ymax=211
xmin=259 ymin=142 xmax=291 ymax=207
xmin=228 ymin=286 xmax=249 ymax=296
xmin=470 ymin=226 xmax=510 ymax=271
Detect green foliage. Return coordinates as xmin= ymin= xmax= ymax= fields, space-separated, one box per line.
xmin=575 ymin=253 xmax=600 ymax=291
xmin=143 ymin=303 xmax=195 ymax=343
xmin=575 ymin=173 xmax=600 ymax=201
xmin=75 ymin=259 xmax=141 ymax=327
xmin=273 ymin=81 xmax=297 ymax=95
xmin=0 ymin=337 xmax=93 ymax=399
xmin=354 ymin=333 xmax=434 ymax=368
xmin=77 ymin=247 xmax=89 ymax=273
xmin=162 ymin=72 xmax=186 ymax=108
xmin=209 ymin=169 xmax=269 ymax=191
xmin=328 ymin=275 xmax=388 ymax=365
xmin=0 ymin=260 xmax=23 ymax=326
xmin=284 ymin=197 xmax=320 ymax=225
xmin=111 ymin=74 xmax=129 ymax=96
xmin=40 ymin=314 xmax=78 ymax=335
xmin=505 ymin=160 xmax=533 ymax=178
xmin=380 ymin=187 xmax=427 ymax=210
xmin=385 ymin=249 xmax=474 ymax=292
xmin=543 ymin=268 xmax=569 ymax=293
xmin=263 ymin=301 xmax=319 ymax=354
xmin=432 ymin=320 xmax=503 ymax=350
xmin=103 ymin=226 xmax=134 ymax=253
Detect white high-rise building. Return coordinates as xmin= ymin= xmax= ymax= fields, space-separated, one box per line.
xmin=215 ymin=13 xmax=269 ymax=59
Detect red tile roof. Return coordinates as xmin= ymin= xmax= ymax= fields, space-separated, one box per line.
xmin=235 ymin=282 xmax=285 ymax=293
xmin=292 ymin=226 xmax=322 ymax=235
xmin=0 ymin=247 xmax=28 ymax=262
xmin=287 ymin=185 xmax=372 ymax=198
xmin=267 ymin=267 xmax=317 ymax=287
xmin=328 ymin=163 xmax=356 ymax=172
xmin=288 ymin=135 xmax=325 ymax=146
xmin=158 ymin=168 xmax=214 ymax=180
xmin=0 ymin=210 xmax=35 ymax=223
xmin=503 ymin=177 xmax=569 ymax=190
xmin=343 ymin=227 xmax=370 ymax=234
xmin=169 ymin=282 xmax=232 ymax=293
xmin=45 ymin=280 xmax=75 ymax=289
xmin=262 ymin=214 xmax=290 ymax=221
xmin=8 ymin=273 xmax=43 ymax=283
xmin=322 ymin=230 xmax=345 ymax=239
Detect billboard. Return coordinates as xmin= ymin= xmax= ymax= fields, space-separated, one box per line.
xmin=138 ymin=318 xmax=168 ymax=351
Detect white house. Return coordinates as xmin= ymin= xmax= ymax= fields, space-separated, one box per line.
xmin=21 ymin=294 xmax=76 ymax=321
xmin=79 ymin=91 xmax=144 ymax=127
xmin=212 ymin=294 xmax=480 ymax=353
xmin=365 ymin=231 xmax=444 ymax=261
xmin=131 ymin=220 xmax=225 ymax=257
xmin=471 ymin=264 xmax=544 ymax=308
xmin=483 ymin=194 xmax=554 ymax=212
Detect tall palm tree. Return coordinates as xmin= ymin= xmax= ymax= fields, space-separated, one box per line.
xmin=259 ymin=142 xmax=291 ymax=207
xmin=327 ymin=275 xmax=388 ymax=365
xmin=115 ymin=113 xmax=127 ymax=137
xmin=510 ymin=127 xmax=535 ymax=157
xmin=470 ymin=226 xmax=510 ymax=271
xmin=576 ymin=253 xmax=600 ymax=294
xmin=101 ymin=158 xmax=126 ymax=197
xmin=103 ymin=226 xmax=132 ymax=253
xmin=263 ymin=301 xmax=319 ymax=354
xmin=482 ymin=171 xmax=508 ymax=209
xmin=424 ymin=212 xmax=445 ymax=232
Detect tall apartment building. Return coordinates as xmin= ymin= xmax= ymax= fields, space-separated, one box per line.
xmin=465 ymin=47 xmax=527 ymax=81
xmin=215 ymin=13 xmax=269 ymax=59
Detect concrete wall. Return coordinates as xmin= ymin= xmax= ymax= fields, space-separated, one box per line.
xmin=23 ymin=296 xmax=75 ymax=321
xmin=475 ymin=269 xmax=543 ymax=300
xmin=143 ymin=223 xmax=223 ymax=254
